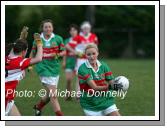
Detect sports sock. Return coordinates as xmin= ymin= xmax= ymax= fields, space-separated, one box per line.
xmin=36 ymin=100 xmax=46 ymax=110
xmin=55 ymin=110 xmax=64 ymax=116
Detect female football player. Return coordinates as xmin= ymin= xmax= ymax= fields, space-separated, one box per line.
xmin=31 ymin=19 xmax=66 ymax=116
xmin=75 ymin=21 xmax=99 ymax=100
xmin=62 ymin=24 xmax=82 ymax=100
xmin=5 ymin=33 xmax=43 ymax=116
xmin=78 ymin=43 xmax=121 ymax=116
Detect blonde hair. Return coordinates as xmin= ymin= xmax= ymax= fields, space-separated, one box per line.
xmin=81 ymin=21 xmax=91 ymax=29
xmin=84 ymin=43 xmax=98 ymax=54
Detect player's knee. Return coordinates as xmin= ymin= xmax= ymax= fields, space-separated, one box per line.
xmin=50 ymin=95 xmax=57 ymax=100
xmin=66 ymin=75 xmax=73 ymax=81
xmin=107 ymin=111 xmax=120 ymax=116
xmin=67 ymin=78 xmax=72 ymax=84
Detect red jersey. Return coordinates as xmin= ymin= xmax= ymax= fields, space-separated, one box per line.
xmin=79 ymin=32 xmax=99 ymax=45
xmin=65 ymin=35 xmax=82 ymax=56
xmin=74 ymin=33 xmax=99 ymax=59
xmin=5 ymin=55 xmax=31 ymax=106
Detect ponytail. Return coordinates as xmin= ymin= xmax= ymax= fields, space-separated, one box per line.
xmin=5 ymin=43 xmax=15 ymax=56
xmin=5 ymin=43 xmax=15 ymax=77
xmin=5 ymin=39 xmax=28 ymax=56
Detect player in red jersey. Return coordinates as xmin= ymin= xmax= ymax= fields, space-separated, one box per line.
xmin=5 ymin=33 xmax=43 ymax=116
xmin=79 ymin=21 xmax=98 ymax=45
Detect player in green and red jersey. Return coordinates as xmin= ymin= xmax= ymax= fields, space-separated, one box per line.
xmin=30 ymin=19 xmax=66 ymax=116
xmin=78 ymin=43 xmax=121 ymax=116
xmin=75 ymin=21 xmax=99 ymax=100
xmin=62 ymin=24 xmax=82 ymax=100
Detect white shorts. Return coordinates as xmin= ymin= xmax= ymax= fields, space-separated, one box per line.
xmin=83 ymin=104 xmax=119 ymax=116
xmin=5 ymin=100 xmax=14 ymax=116
xmin=65 ymin=69 xmax=73 ymax=73
xmin=75 ymin=59 xmax=86 ymax=74
xmin=40 ymin=76 xmax=59 ymax=87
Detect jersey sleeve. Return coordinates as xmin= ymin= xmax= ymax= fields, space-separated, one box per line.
xmin=102 ymin=62 xmax=114 ymax=81
xmin=76 ymin=35 xmax=82 ymax=44
xmin=31 ymin=40 xmax=37 ymax=56
xmin=64 ymin=38 xmax=69 ymax=46
xmin=57 ymin=36 xmax=66 ymax=52
xmin=20 ymin=58 xmax=31 ymax=70
xmin=78 ymin=66 xmax=93 ymax=84
xmin=94 ymin=34 xmax=99 ymax=45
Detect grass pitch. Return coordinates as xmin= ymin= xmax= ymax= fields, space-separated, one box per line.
xmin=15 ymin=59 xmax=155 ymax=116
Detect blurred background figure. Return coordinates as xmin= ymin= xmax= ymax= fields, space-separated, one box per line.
xmin=62 ymin=24 xmax=81 ymax=101
xmin=79 ymin=21 xmax=98 ymax=45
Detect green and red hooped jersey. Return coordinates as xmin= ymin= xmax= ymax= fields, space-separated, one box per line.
xmin=31 ymin=33 xmax=65 ymax=77
xmin=78 ymin=60 xmax=115 ymax=111
xmin=78 ymin=60 xmax=114 ymax=92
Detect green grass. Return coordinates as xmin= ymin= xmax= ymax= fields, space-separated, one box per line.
xmin=15 ymin=59 xmax=155 ymax=116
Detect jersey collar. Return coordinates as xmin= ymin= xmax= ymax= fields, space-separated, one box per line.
xmin=40 ymin=33 xmax=55 ymax=42
xmin=79 ymin=32 xmax=91 ymax=38
xmin=85 ymin=59 xmax=101 ymax=73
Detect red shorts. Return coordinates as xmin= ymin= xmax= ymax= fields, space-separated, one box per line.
xmin=5 ymin=81 xmax=18 ymax=108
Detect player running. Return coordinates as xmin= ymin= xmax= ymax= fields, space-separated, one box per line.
xmin=62 ymin=24 xmax=82 ymax=100
xmin=31 ymin=19 xmax=66 ymax=116
xmin=78 ymin=43 xmax=121 ymax=116
xmin=5 ymin=30 xmax=43 ymax=116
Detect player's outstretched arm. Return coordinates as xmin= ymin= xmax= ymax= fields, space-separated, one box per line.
xmin=19 ymin=26 xmax=29 ymax=40
xmin=58 ymin=50 xmax=66 ymax=57
xmin=65 ymin=44 xmax=76 ymax=54
xmin=65 ymin=44 xmax=83 ymax=58
xmin=30 ymin=33 xmax=43 ymax=65
xmin=51 ymin=50 xmax=66 ymax=60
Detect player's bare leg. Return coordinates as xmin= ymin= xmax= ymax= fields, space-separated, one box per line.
xmin=40 ymin=85 xmax=50 ymax=104
xmin=9 ymin=104 xmax=21 ymax=116
xmin=65 ymin=71 xmax=74 ymax=100
xmin=107 ymin=111 xmax=121 ymax=116
xmin=33 ymin=86 xmax=50 ymax=116
xmin=47 ymin=85 xmax=64 ymax=116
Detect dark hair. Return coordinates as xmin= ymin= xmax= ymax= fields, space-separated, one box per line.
xmin=39 ymin=19 xmax=54 ymax=32
xmin=5 ymin=39 xmax=28 ymax=56
xmin=69 ymin=24 xmax=79 ymax=32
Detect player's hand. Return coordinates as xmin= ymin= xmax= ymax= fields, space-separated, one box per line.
xmin=34 ymin=33 xmax=43 ymax=46
xmin=109 ymin=79 xmax=123 ymax=91
xmin=113 ymin=83 xmax=123 ymax=91
xmin=27 ymin=66 xmax=33 ymax=72
xmin=20 ymin=26 xmax=29 ymax=39
xmin=51 ymin=53 xmax=60 ymax=59
xmin=76 ymin=51 xmax=84 ymax=58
